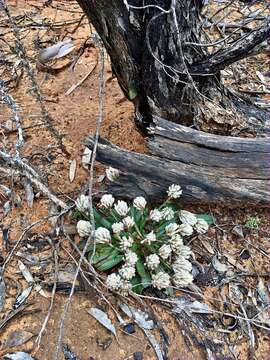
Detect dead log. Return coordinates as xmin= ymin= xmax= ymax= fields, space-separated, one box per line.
xmin=85 ymin=116 xmax=270 ymax=207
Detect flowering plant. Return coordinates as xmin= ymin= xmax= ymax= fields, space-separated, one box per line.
xmin=74 ymin=180 xmax=211 ymax=296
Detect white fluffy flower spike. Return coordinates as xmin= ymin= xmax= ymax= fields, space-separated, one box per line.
xmin=119 ymin=265 xmax=136 ymax=280
xmin=100 ymin=194 xmax=115 ymax=208
xmin=161 ymin=207 xmax=175 ymax=221
xmin=165 ymin=223 xmax=179 ymax=237
xmin=152 ymin=272 xmax=171 ymax=289
xmin=122 ymin=216 xmax=135 ymax=229
xmin=179 ymin=210 xmax=197 ymax=226
xmin=195 ymin=219 xmax=209 ymax=234
xmin=95 ymin=227 xmax=111 ymax=244
xmin=114 ymin=200 xmax=129 ymax=217
xmin=145 ymin=254 xmax=160 ymax=270
xmin=178 ymin=223 xmax=193 ymax=237
xmin=125 ymin=251 xmax=138 ymax=266
xmin=112 ymin=222 xmax=124 ymax=234
xmin=167 ymin=184 xmax=182 ymax=199
xmin=75 ymin=194 xmax=89 ymax=212
xmin=120 ymin=236 xmax=133 ymax=250
xmin=106 ymin=167 xmax=120 ymax=181
xmin=149 ymin=209 xmax=163 ymax=222
xmin=158 ymin=244 xmax=172 ymax=260
xmin=133 ymin=196 xmax=147 ymax=210
xmin=141 ymin=231 xmax=157 ymax=244
xmin=77 ymin=220 xmax=92 ymax=237
xmin=106 ymin=273 xmax=121 ymax=291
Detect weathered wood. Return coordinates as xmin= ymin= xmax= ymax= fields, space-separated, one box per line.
xmin=85 ymin=119 xmax=270 ymax=206
xmin=77 ymin=0 xmax=269 ymax=132
xmin=148 ymin=117 xmax=270 ymax=179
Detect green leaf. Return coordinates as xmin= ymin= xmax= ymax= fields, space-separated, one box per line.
xmin=136 ymin=259 xmax=151 ymax=288
xmin=93 ymin=209 xmax=112 ymax=229
xmin=196 ymin=214 xmax=215 ymax=225
xmin=130 ymin=206 xmax=141 ymax=224
xmin=131 ymin=275 xmax=144 ymax=294
xmin=164 ymin=287 xmax=174 ymax=297
xmin=94 ymin=251 xmax=123 ymax=271
xmin=139 ymin=208 xmax=148 ymax=231
xmin=91 ymin=246 xmax=114 ymax=265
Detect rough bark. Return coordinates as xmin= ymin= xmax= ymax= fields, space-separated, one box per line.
xmin=85 ymin=116 xmax=270 ymax=206
xmin=76 ymin=0 xmax=269 ymax=131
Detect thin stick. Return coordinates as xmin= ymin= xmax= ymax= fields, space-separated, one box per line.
xmin=35 ymin=238 xmax=59 ymax=348
xmin=1 ymin=208 xmax=70 ymax=275
xmin=54 ymin=41 xmax=105 ymax=360
xmin=0 ymin=163 xmax=68 ymax=209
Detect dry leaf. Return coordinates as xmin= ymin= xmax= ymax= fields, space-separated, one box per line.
xmin=82 ymin=147 xmax=92 ymax=169
xmin=69 ymin=159 xmax=77 ymax=182
xmin=212 ymin=256 xmax=229 ymax=273
xmin=87 ymin=308 xmax=116 ymax=336
xmin=38 ymin=40 xmax=75 ymax=64
xmin=4 ymin=352 xmax=36 ymax=360
xmin=4 ymin=330 xmax=33 ymax=349
xmin=14 ymin=286 xmax=33 ymax=309
xmin=0 ymin=278 xmax=6 ymax=311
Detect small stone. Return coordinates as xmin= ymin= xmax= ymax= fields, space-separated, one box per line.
xmin=123 ymin=323 xmax=135 ymax=334
xmin=133 ymin=352 xmax=143 ymax=360
xmin=232 ymin=225 xmax=244 ymax=238
xmin=240 ymin=249 xmax=250 ymax=260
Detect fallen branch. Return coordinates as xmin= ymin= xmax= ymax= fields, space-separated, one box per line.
xmin=0 ymin=164 xmax=68 ymax=209
xmin=85 ymin=116 xmax=270 ymax=206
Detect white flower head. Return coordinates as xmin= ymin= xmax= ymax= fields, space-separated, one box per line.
xmin=119 ymin=280 xmax=132 ymax=296
xmin=106 ymin=273 xmax=121 ymax=291
xmin=169 ymin=234 xmax=183 ymax=252
xmin=114 ymin=200 xmax=129 ymax=217
xmin=112 ymin=222 xmax=124 ymax=234
xmin=149 ymin=209 xmax=163 ymax=222
xmin=119 ymin=265 xmax=136 ymax=280
xmin=145 ymin=254 xmax=160 ymax=270
xmin=178 ymin=223 xmax=193 ymax=237
xmin=141 ymin=231 xmax=157 ymax=245
xmin=133 ymin=196 xmax=147 ymax=210
xmin=179 ymin=210 xmax=197 ymax=226
xmin=122 ymin=216 xmax=135 ymax=229
xmin=158 ymin=244 xmax=172 ymax=260
xmin=165 ymin=223 xmax=179 ymax=237
xmin=173 ymin=254 xmax=193 ymax=287
xmin=95 ymin=227 xmax=111 ymax=244
xmin=152 ymin=272 xmax=171 ymax=290
xmin=125 ymin=251 xmax=138 ymax=266
xmin=177 ymin=245 xmax=192 ymax=259
xmin=173 ymin=257 xmax=192 ymax=273
xmin=120 ymin=236 xmax=133 ymax=250
xmin=77 ymin=220 xmax=92 ymax=237
xmin=100 ymin=194 xmax=114 ymax=208
xmin=194 ymin=219 xmax=209 ymax=234
xmin=173 ymin=271 xmax=193 ymax=287
xmin=167 ymin=184 xmax=182 ymax=199
xmin=75 ymin=194 xmax=89 ymax=212
xmin=161 ymin=207 xmax=175 ymax=221
xmin=106 ymin=167 xmax=120 ymax=181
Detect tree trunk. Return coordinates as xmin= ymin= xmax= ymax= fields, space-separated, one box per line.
xmin=76 ymin=0 xmax=269 ymax=133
